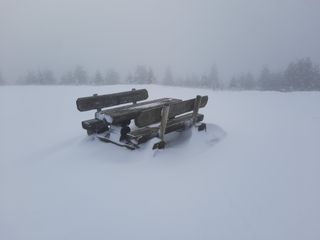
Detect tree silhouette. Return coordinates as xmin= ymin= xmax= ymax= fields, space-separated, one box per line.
xmin=205 ymin=65 xmax=220 ymax=89
xmin=105 ymin=69 xmax=120 ymax=85
xmin=284 ymin=58 xmax=320 ymax=91
xmin=133 ymin=65 xmax=155 ymax=84
xmin=60 ymin=71 xmax=75 ymax=85
xmin=162 ymin=67 xmax=174 ymax=86
xmin=93 ymin=71 xmax=104 ymax=85
xmin=74 ymin=66 xmax=88 ymax=85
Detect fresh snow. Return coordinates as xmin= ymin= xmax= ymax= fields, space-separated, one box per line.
xmin=1 ymin=85 xmax=320 ymax=240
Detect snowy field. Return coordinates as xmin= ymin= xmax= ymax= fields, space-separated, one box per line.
xmin=1 ymin=85 xmax=320 ymax=240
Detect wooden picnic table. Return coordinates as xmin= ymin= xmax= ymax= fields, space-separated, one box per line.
xmin=96 ymin=97 xmax=181 ymax=124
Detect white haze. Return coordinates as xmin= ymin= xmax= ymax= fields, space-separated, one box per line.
xmin=1 ymin=0 xmax=320 ymax=82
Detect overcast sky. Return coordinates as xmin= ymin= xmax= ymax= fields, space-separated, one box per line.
xmin=1 ymin=0 xmax=320 ymax=82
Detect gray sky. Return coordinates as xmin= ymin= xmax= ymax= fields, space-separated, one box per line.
xmin=1 ymin=0 xmax=320 ymax=82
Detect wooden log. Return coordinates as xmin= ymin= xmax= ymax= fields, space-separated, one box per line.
xmin=76 ymin=89 xmax=148 ymax=112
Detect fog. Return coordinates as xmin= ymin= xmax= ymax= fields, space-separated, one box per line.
xmin=1 ymin=0 xmax=320 ymax=82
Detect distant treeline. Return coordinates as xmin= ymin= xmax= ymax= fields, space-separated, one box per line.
xmin=229 ymin=58 xmax=320 ymax=91
xmin=1 ymin=58 xmax=320 ymax=91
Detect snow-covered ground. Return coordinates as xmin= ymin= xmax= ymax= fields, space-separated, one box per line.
xmin=1 ymin=85 xmax=320 ymax=240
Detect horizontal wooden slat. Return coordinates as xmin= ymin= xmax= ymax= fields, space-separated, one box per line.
xmin=135 ymin=96 xmax=208 ymax=127
xmin=128 ymin=113 xmax=204 ymax=143
xmin=76 ymin=89 xmax=148 ymax=112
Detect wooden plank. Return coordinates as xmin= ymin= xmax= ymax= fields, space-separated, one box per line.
xmin=159 ymin=104 xmax=170 ymax=141
xmin=192 ymin=95 xmax=202 ymax=125
xmin=127 ymin=127 xmax=159 ymax=144
xmin=165 ymin=113 xmax=204 ymax=132
xmin=128 ymin=113 xmax=204 ymax=143
xmin=76 ymin=89 xmax=148 ymax=112
xmin=134 ymin=96 xmax=208 ymax=128
xmin=97 ymin=98 xmax=181 ymax=124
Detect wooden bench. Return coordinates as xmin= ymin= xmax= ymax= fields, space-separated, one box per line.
xmin=76 ymin=89 xmax=208 ymax=149
xmin=130 ymin=95 xmax=208 ymax=149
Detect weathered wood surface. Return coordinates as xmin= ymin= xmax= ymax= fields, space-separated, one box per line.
xmin=81 ymin=118 xmax=109 ymax=135
xmin=98 ymin=98 xmax=181 ymax=124
xmin=135 ymin=96 xmax=208 ymax=128
xmin=76 ymin=89 xmax=148 ymax=112
xmin=192 ymin=95 xmax=202 ymax=125
xmin=128 ymin=113 xmax=204 ymax=144
xmin=127 ymin=127 xmax=159 ymax=144
xmin=165 ymin=113 xmax=204 ymax=133
xmin=159 ymin=104 xmax=170 ymax=141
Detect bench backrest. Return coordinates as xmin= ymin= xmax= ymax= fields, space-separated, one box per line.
xmin=135 ymin=95 xmax=208 ymax=127
xmin=76 ymin=89 xmax=148 ymax=112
